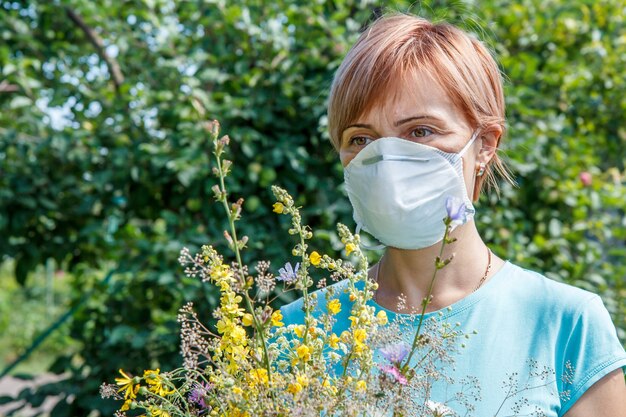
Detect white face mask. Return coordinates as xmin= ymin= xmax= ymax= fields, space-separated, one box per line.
xmin=343 ymin=133 xmax=478 ymax=250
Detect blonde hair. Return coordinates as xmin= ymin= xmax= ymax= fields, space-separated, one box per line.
xmin=327 ymin=13 xmax=514 ymax=193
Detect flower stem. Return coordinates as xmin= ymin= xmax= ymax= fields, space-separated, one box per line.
xmin=298 ymin=225 xmax=312 ymax=346
xmin=400 ymin=221 xmax=452 ymax=372
xmin=213 ymin=145 xmax=273 ymax=387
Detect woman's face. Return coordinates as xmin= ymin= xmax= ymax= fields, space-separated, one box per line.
xmin=338 ymin=71 xmax=482 ymax=198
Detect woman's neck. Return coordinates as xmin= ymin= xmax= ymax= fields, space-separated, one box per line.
xmin=370 ymin=220 xmax=504 ymax=314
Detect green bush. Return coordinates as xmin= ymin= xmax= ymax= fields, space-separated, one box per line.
xmin=0 ymin=261 xmax=77 ymax=374
xmin=1 ymin=0 xmax=624 ymax=415
xmin=478 ymin=0 xmax=626 ymax=340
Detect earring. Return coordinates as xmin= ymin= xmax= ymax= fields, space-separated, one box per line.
xmin=477 ymin=162 xmax=486 ymax=177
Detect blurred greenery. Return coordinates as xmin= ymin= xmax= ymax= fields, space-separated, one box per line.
xmin=0 ymin=260 xmax=78 ymax=375
xmin=0 ymin=0 xmax=624 ymax=415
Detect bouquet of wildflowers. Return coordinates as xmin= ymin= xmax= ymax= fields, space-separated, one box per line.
xmin=100 ymin=121 xmax=475 ymax=417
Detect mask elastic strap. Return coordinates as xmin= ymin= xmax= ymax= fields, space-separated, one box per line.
xmin=355 ymin=224 xmax=386 ymax=250
xmin=456 ymin=130 xmax=480 ymax=159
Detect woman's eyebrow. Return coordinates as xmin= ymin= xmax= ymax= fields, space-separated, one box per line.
xmin=342 ymin=115 xmax=443 ymax=134
xmin=344 ymin=123 xmax=373 ymax=130
xmin=394 ymin=115 xmax=443 ymax=127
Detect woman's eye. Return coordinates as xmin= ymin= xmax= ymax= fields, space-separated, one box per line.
xmin=350 ymin=136 xmax=372 ymax=146
xmin=411 ymin=127 xmax=434 ymax=138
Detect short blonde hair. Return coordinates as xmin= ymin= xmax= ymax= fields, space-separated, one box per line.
xmin=328 ymin=13 xmax=513 ymax=192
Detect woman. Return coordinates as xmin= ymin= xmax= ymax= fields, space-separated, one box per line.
xmin=282 ymin=13 xmax=626 ymax=416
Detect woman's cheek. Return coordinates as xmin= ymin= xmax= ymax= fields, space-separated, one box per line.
xmin=339 ymin=150 xmax=354 ymax=167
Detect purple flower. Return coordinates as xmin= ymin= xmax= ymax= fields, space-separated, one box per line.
xmin=445 ymin=196 xmax=467 ymax=226
xmin=277 ymin=262 xmax=299 ymax=283
xmin=379 ymin=364 xmax=408 ymax=385
xmin=379 ymin=341 xmax=410 ymax=364
xmin=189 ymin=381 xmax=212 ymax=409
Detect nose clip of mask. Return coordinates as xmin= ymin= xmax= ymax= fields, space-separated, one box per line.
xmin=362 ymin=155 xmax=431 ymax=165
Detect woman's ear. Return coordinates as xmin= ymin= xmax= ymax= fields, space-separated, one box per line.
xmin=477 ymin=124 xmax=502 ymax=163
xmin=472 ymin=124 xmax=502 ymax=201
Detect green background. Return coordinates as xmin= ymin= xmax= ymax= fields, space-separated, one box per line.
xmin=1 ymin=0 xmax=624 ymax=415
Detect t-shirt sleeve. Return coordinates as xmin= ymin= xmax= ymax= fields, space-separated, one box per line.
xmin=558 ymin=295 xmax=626 ymax=416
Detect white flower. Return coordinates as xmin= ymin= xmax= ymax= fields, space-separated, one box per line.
xmin=425 ymin=400 xmax=453 ymax=417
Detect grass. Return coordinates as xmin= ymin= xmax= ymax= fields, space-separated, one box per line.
xmin=0 ymin=259 xmax=78 ymax=376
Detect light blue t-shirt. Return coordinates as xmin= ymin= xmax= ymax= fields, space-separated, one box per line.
xmin=280 ymin=261 xmax=626 ymax=416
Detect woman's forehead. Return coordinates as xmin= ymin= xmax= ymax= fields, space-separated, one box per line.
xmin=356 ymin=70 xmax=464 ymax=125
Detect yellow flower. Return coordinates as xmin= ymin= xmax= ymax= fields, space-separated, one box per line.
xmin=220 ymin=292 xmax=244 ymax=316
xmin=248 ymin=368 xmax=269 ymax=386
xmin=309 ymin=251 xmax=322 ymax=266
xmin=229 ymin=326 xmax=248 ymax=347
xmin=226 ymin=357 xmax=241 ymax=374
xmin=349 ymin=292 xmax=357 ymax=302
xmin=272 ymin=202 xmax=284 ymax=214
xmin=324 ymin=381 xmax=338 ymax=395
xmin=228 ymin=407 xmax=251 ymax=417
xmin=328 ymin=333 xmax=340 ymax=349
xmin=115 ymin=369 xmax=138 ymax=400
xmin=294 ymin=325 xmax=306 ymax=338
xmin=211 ymin=264 xmax=232 ymax=283
xmin=143 ymin=367 xmax=159 ymax=380
xmin=232 ymin=386 xmax=243 ymax=396
xmin=287 ymin=382 xmax=302 ymax=395
xmin=216 ymin=318 xmax=232 ymax=334
xmin=218 ymin=280 xmax=231 ymax=292
xmin=297 ymin=374 xmax=309 ymax=387
xmin=376 ymin=310 xmax=388 ymax=325
xmin=242 ymin=313 xmax=254 ymax=327
xmin=356 ymin=380 xmax=367 ymax=392
xmin=271 ymin=310 xmax=284 ymax=327
xmin=148 ymin=406 xmax=171 ymax=417
xmin=143 ymin=369 xmax=174 ymax=397
xmin=345 ymin=243 xmax=356 ymax=256
xmin=233 ymin=344 xmax=250 ymax=358
xmin=296 ymin=344 xmax=311 ymax=362
xmin=354 ymin=342 xmax=366 ymax=354
xmin=327 ymin=299 xmax=341 ymax=315
xmin=120 ymin=399 xmax=132 ymax=411
xmin=354 ymin=329 xmax=367 ymax=343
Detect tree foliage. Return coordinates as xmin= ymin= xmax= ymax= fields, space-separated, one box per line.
xmin=1 ymin=0 xmax=624 ymax=415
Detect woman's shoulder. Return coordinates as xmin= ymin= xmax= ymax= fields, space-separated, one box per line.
xmin=502 ymin=263 xmax=626 ymax=412
xmin=498 ymin=261 xmax=601 ymax=315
